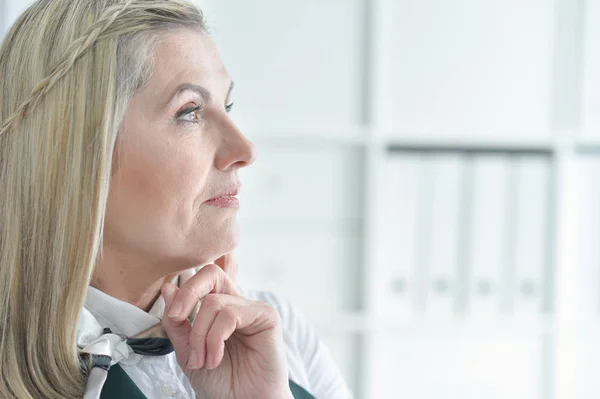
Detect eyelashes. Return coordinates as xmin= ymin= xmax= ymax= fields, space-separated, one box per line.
xmin=176 ymin=105 xmax=204 ymax=123
xmin=176 ymin=102 xmax=235 ymax=124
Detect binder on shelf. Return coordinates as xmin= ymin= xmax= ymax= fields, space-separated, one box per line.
xmin=512 ymin=155 xmax=550 ymax=317
xmin=467 ymin=155 xmax=510 ymax=317
xmin=376 ymin=152 xmax=422 ymax=317
xmin=577 ymin=155 xmax=600 ymax=319
xmin=583 ymin=0 xmax=600 ymax=133
xmin=424 ymin=153 xmax=464 ymax=318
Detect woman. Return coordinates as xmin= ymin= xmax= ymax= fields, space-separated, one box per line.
xmin=0 ymin=0 xmax=352 ymax=398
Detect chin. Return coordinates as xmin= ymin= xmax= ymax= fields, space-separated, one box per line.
xmin=220 ymin=223 xmax=241 ymax=252
xmin=194 ymin=219 xmax=241 ymax=263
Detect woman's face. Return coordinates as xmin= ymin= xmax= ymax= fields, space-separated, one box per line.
xmin=104 ymin=29 xmax=255 ymax=271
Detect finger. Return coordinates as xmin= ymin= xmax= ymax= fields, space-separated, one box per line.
xmin=188 ymin=294 xmax=268 ymax=369
xmin=192 ymin=294 xmax=279 ymax=342
xmin=186 ymin=294 xmax=224 ymax=370
xmin=215 ymin=253 xmax=238 ymax=282
xmin=168 ymin=263 xmax=240 ymax=322
xmin=161 ymin=283 xmax=193 ymax=366
xmin=200 ymin=300 xmax=282 ymax=369
xmin=213 ymin=254 xmax=228 ymax=270
xmin=204 ymin=306 xmax=238 ymax=370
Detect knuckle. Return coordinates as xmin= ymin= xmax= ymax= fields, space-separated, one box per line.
xmin=220 ymin=307 xmax=237 ymax=323
xmin=259 ymin=302 xmax=281 ymax=322
xmin=202 ymin=294 xmax=223 ymax=310
xmin=204 ymin=263 xmax=223 ymax=276
xmin=178 ymin=284 xmax=201 ymax=303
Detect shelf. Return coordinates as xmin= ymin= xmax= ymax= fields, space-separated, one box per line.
xmin=309 ymin=312 xmax=554 ymax=336
xmin=243 ymin=127 xmax=560 ymax=152
xmin=576 ymin=136 xmax=600 ymax=151
xmin=368 ymin=314 xmax=554 ymax=337
xmin=381 ymin=134 xmax=557 ymax=153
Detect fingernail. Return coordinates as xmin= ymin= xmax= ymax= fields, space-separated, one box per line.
xmin=187 ymin=350 xmax=200 ymax=369
xmin=168 ymin=302 xmax=183 ymax=319
xmin=205 ymin=355 xmax=214 ymax=370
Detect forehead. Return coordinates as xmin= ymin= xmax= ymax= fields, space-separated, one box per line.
xmin=149 ymin=29 xmax=230 ymax=97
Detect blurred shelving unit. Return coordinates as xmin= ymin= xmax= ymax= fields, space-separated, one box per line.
xmin=200 ymin=0 xmax=596 ymax=396
xmin=198 ymin=0 xmax=596 ymax=398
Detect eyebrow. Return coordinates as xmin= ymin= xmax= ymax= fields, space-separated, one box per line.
xmin=168 ymin=81 xmax=235 ymax=104
xmin=169 ymin=83 xmax=212 ymax=103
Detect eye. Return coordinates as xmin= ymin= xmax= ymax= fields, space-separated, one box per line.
xmin=225 ymin=102 xmax=235 ymax=113
xmin=177 ymin=105 xmax=204 ymax=122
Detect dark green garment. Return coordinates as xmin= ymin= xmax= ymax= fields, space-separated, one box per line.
xmin=100 ymin=364 xmax=315 ymax=399
xmin=99 ymin=364 xmax=146 ymax=399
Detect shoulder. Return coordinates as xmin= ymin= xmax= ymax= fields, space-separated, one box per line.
xmin=241 ymin=289 xmax=354 ymax=399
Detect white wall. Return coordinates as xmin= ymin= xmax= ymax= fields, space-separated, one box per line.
xmin=1 ymin=0 xmax=35 ymax=35
xmin=583 ymin=0 xmax=600 ymax=134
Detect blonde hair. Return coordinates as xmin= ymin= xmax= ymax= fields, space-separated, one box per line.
xmin=0 ymin=1 xmax=204 ymax=397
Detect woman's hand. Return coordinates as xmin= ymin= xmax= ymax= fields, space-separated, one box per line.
xmin=161 ymin=255 xmax=292 ymax=399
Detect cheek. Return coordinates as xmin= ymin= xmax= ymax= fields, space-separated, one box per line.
xmin=109 ymin=132 xmax=213 ymax=223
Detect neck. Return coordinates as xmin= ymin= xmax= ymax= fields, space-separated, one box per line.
xmin=91 ymin=245 xmax=183 ymax=312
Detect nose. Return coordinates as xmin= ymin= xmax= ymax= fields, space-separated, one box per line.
xmin=214 ymin=119 xmax=257 ymax=171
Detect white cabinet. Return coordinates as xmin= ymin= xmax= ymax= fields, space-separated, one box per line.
xmin=238 ymin=144 xmax=364 ymax=225
xmin=366 ymin=330 xmax=542 ymax=399
xmin=202 ymin=0 xmax=365 ymax=131
xmin=574 ymin=155 xmax=600 ymax=319
xmin=381 ymin=0 xmax=554 ymax=136
xmin=570 ymin=337 xmax=600 ymax=398
xmin=319 ymin=332 xmax=360 ymax=397
xmin=236 ymin=230 xmax=361 ymax=315
xmin=582 ymin=0 xmax=600 ymax=135
xmin=203 ymin=0 xmax=581 ymax=397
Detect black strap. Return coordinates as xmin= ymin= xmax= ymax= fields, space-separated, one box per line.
xmin=101 ymin=327 xmax=174 ymax=357
xmin=89 ymin=354 xmax=112 ymax=371
xmin=126 ymin=337 xmax=174 ymax=356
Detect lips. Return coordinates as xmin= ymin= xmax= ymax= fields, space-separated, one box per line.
xmin=205 ymin=196 xmax=240 ymax=208
xmin=207 ymin=185 xmax=240 ymax=202
xmin=205 ymin=185 xmax=240 ymax=209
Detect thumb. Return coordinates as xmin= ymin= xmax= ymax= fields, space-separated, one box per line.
xmin=161 ymin=283 xmax=192 ymax=364
xmin=215 ymin=253 xmax=238 ymax=283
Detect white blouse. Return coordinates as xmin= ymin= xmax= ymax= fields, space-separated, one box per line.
xmin=85 ymin=285 xmax=354 ymax=399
